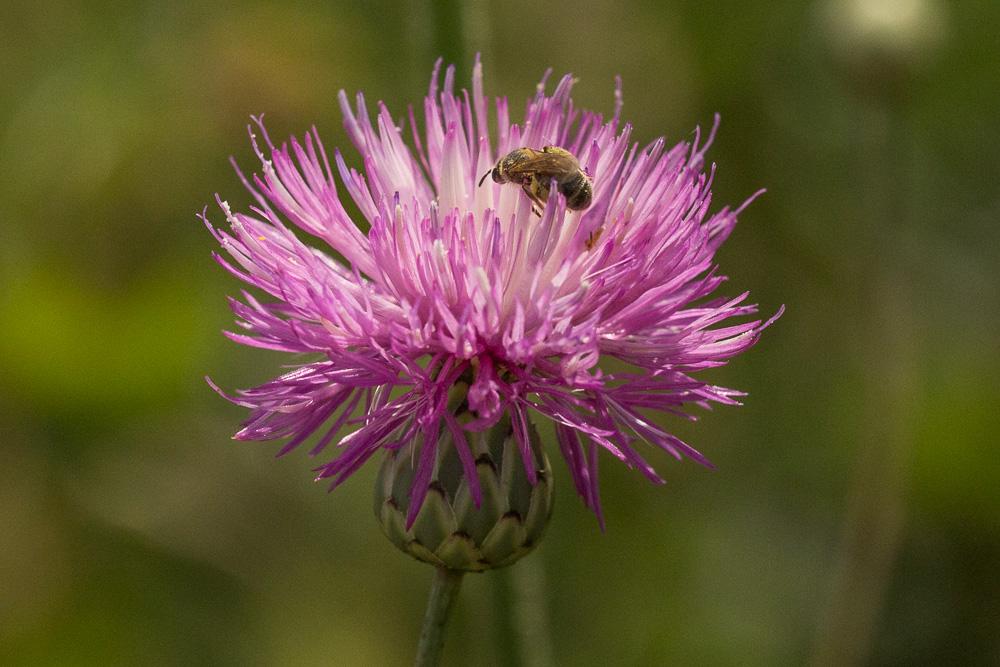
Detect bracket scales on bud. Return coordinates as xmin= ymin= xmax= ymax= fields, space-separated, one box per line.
xmin=375 ymin=411 xmax=553 ymax=572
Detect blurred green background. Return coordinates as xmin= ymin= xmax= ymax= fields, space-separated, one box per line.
xmin=2 ymin=0 xmax=997 ymax=665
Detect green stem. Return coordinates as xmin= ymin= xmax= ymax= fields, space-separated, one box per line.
xmin=414 ymin=567 xmax=464 ymax=667
xmin=509 ymin=556 xmax=555 ymax=667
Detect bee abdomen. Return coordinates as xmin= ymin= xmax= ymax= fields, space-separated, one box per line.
xmin=560 ymin=172 xmax=593 ymax=210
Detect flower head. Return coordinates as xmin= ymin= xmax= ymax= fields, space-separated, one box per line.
xmin=204 ymin=58 xmax=781 ymax=529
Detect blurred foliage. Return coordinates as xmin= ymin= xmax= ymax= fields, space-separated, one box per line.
xmin=2 ymin=0 xmax=998 ymax=665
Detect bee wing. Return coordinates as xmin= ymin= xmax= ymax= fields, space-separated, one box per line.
xmin=505 ymin=153 xmax=578 ymax=182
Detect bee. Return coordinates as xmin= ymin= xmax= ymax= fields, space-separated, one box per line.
xmin=478 ymin=146 xmax=593 ymax=214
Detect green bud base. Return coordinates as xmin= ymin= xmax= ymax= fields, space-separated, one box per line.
xmin=375 ymin=414 xmax=553 ymax=571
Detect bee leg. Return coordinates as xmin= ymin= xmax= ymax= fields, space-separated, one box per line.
xmin=521 ymin=182 xmax=547 ymax=217
xmin=529 ymin=195 xmax=545 ymax=216
xmin=524 ymin=177 xmax=554 ymax=217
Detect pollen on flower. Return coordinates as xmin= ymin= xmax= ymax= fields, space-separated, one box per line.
xmin=205 ymin=57 xmax=781 ymax=528
xmin=473 ymin=267 xmax=491 ymax=293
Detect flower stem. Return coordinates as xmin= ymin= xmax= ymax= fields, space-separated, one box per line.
xmin=414 ymin=567 xmax=464 ymax=667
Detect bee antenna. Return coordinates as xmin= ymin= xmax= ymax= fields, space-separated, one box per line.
xmin=478 ymin=170 xmax=491 ymax=187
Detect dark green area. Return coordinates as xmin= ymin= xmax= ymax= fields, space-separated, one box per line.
xmin=2 ymin=0 xmax=997 ymax=664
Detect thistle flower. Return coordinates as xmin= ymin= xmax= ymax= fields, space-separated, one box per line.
xmin=204 ymin=57 xmax=781 ymax=537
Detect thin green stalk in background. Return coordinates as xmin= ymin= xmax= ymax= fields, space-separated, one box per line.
xmin=415 ymin=567 xmax=464 ymax=667
xmin=509 ymin=555 xmax=555 ymax=667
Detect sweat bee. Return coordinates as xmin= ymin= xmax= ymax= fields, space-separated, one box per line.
xmin=478 ymin=146 xmax=593 ymax=214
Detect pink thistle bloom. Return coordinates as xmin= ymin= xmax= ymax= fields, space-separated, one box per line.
xmin=204 ymin=58 xmax=781 ymax=529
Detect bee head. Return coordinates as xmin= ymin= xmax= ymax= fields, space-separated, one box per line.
xmin=478 ymin=164 xmax=503 ymax=187
xmin=491 ymin=164 xmax=505 ymax=183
